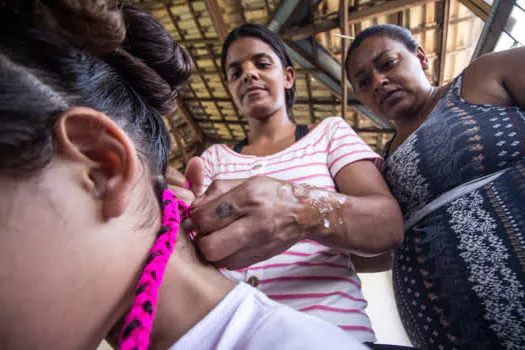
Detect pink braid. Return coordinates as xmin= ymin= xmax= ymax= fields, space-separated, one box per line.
xmin=119 ymin=189 xmax=190 ymax=350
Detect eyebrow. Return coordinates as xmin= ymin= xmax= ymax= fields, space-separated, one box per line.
xmin=354 ymin=50 xmax=394 ymax=79
xmin=227 ymin=53 xmax=274 ymax=71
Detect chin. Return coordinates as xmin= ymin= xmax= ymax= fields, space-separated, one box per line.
xmin=244 ymin=105 xmax=276 ymax=120
xmin=380 ymin=102 xmax=413 ymax=122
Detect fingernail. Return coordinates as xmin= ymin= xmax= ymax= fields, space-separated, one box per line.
xmin=182 ymin=218 xmax=193 ymax=231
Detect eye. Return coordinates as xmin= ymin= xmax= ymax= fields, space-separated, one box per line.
xmin=381 ymin=59 xmax=396 ymax=71
xmin=257 ymin=61 xmax=271 ymax=69
xmin=358 ymin=76 xmax=371 ymax=89
xmin=230 ymin=70 xmax=241 ymax=80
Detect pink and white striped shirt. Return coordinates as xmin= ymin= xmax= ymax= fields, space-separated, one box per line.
xmin=200 ymin=117 xmax=381 ymax=343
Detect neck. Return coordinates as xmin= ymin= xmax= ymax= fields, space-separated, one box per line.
xmin=247 ymin=107 xmax=295 ymax=144
xmin=393 ymin=85 xmax=443 ymax=139
xmin=149 ymin=242 xmax=235 ymax=349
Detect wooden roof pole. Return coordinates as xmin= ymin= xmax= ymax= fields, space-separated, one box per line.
xmin=437 ymin=0 xmax=451 ymax=86
xmin=204 ymin=0 xmax=229 ymax=41
xmin=284 ymin=0 xmax=438 ymax=41
xmin=339 ymin=0 xmax=349 ymax=122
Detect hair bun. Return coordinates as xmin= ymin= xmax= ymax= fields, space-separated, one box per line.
xmin=35 ymin=0 xmax=125 ymax=56
xmin=118 ymin=5 xmax=193 ymax=114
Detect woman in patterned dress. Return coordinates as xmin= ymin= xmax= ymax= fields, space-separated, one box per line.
xmin=345 ymin=24 xmax=525 ymax=350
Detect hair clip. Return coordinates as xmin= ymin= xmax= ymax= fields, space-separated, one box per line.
xmin=332 ymin=34 xmax=355 ymax=41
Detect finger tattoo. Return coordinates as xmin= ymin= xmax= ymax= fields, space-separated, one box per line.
xmin=215 ymin=202 xmax=233 ymax=218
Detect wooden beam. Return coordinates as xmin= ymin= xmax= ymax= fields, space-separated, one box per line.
xmin=183 ymin=97 xmax=357 ymax=106
xmin=167 ymin=115 xmax=189 ymax=166
xmin=305 ymin=74 xmax=316 ymax=124
xmin=283 ymin=0 xmax=439 ymax=41
xmin=458 ymin=0 xmax=491 ymax=21
xmin=179 ymin=38 xmax=219 ymax=46
xmin=203 ymin=0 xmax=229 ymax=41
xmin=340 ymin=0 xmax=350 ymax=121
xmin=438 ymin=0 xmax=451 ymax=86
xmin=471 ymin=0 xmax=515 ymax=60
xmin=177 ymin=99 xmax=204 ymax=143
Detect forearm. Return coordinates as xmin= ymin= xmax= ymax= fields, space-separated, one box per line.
xmin=291 ymin=184 xmax=403 ymax=253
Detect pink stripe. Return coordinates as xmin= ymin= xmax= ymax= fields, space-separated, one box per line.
xmin=259 ymin=275 xmax=361 ymax=288
xmin=322 ymin=185 xmax=336 ymax=190
xmin=327 ymin=141 xmax=365 ymax=156
xmin=263 ymin=149 xmax=328 ymax=168
xmin=213 ymin=162 xmax=329 ymax=178
xmin=330 ymin=132 xmax=359 ymax=144
xmin=281 ymin=250 xmax=344 ymax=258
xmin=338 ymin=325 xmax=375 ymax=334
xmin=212 ymin=155 xmax=330 ymax=177
xmin=203 ymin=157 xmax=214 ymax=169
xmin=328 ymin=150 xmax=378 ymax=170
xmin=281 ymin=251 xmax=311 ymax=257
xmin=268 ymin=291 xmax=367 ymax=303
xmin=263 ymin=162 xmax=326 ymax=176
xmin=237 ymin=261 xmax=349 ymax=272
xmin=213 ymin=167 xmax=253 ymax=176
xmin=289 ymin=173 xmax=332 ymax=182
xmin=219 ymin=122 xmax=331 ymax=161
xmin=214 ymin=145 xmax=221 ymax=163
xmin=201 ymin=148 xmax=213 ymax=158
xmin=301 ymin=239 xmax=325 ymax=246
xmin=299 ymin=305 xmax=367 ymax=316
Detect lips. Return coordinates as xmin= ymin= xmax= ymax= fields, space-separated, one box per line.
xmin=380 ymin=89 xmax=402 ymax=105
xmin=241 ymin=85 xmax=267 ymax=100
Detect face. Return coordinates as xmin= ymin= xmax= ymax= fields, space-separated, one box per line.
xmin=225 ymin=37 xmax=295 ymax=120
xmin=0 ymin=108 xmax=159 ymax=349
xmin=347 ymin=36 xmax=432 ymax=122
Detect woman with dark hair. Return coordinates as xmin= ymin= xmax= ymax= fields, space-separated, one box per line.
xmin=345 ymin=24 xmax=525 ymax=349
xmin=0 ymin=2 xmax=370 ymax=349
xmin=186 ymin=23 xmax=404 ymax=345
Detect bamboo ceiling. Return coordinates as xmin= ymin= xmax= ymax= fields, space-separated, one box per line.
xmin=133 ymin=0 xmax=490 ymax=170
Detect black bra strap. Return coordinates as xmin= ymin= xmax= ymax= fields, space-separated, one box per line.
xmin=295 ymin=124 xmax=309 ymax=141
xmin=233 ymin=138 xmax=248 ymax=153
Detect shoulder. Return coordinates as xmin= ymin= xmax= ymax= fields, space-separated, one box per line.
xmin=201 ymin=144 xmax=225 ymax=160
xmin=462 ymin=47 xmax=525 ymax=105
xmin=308 ymin=116 xmax=350 ymax=133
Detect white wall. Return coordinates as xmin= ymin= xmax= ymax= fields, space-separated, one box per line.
xmin=358 ymin=270 xmax=412 ymax=346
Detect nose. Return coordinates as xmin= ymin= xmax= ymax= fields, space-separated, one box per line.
xmin=372 ymin=71 xmax=388 ymax=92
xmin=242 ymin=62 xmax=259 ymax=84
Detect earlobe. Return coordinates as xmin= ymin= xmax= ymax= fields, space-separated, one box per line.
xmin=55 ymin=107 xmax=142 ymax=220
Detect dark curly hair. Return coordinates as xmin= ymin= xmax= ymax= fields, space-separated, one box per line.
xmin=0 ymin=0 xmax=192 ymax=177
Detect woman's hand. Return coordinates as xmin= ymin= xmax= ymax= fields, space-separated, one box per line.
xmin=186 ymin=176 xmax=311 ymax=269
xmin=186 ymin=161 xmax=403 ymax=270
xmin=165 ymin=157 xmax=205 ymax=205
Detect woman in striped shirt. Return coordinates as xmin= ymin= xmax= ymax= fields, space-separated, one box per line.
xmin=185 ymin=23 xmax=404 ymax=345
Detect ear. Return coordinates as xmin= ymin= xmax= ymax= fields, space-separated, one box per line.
xmin=284 ymin=66 xmax=296 ymax=89
xmin=54 ymin=107 xmax=142 ymax=220
xmin=416 ymin=45 xmax=430 ymax=71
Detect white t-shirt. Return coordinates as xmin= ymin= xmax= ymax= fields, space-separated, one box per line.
xmin=170 ymin=283 xmax=369 ymax=350
xmin=200 ymin=117 xmax=381 ymax=343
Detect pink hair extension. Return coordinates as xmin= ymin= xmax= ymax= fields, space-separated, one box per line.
xmin=119 ymin=189 xmax=191 ymax=350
